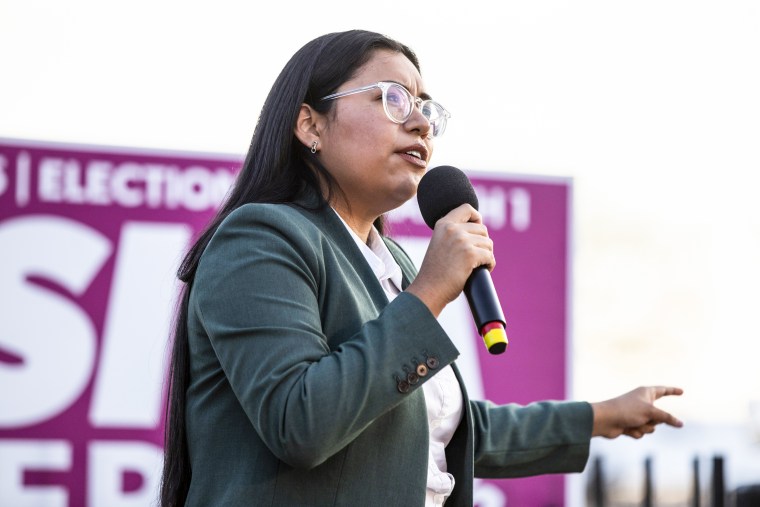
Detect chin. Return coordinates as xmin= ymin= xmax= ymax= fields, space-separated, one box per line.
xmin=393 ymin=187 xmax=418 ymax=208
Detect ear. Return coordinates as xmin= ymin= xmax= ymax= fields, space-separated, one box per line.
xmin=294 ymin=104 xmax=323 ymax=151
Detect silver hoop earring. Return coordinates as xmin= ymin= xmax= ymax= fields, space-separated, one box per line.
xmin=310 ymin=141 xmax=318 ymax=154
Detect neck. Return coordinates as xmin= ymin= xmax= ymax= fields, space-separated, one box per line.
xmin=331 ymin=202 xmax=375 ymax=244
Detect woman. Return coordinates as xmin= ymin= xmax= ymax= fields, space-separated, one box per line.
xmin=161 ymin=30 xmax=682 ymax=506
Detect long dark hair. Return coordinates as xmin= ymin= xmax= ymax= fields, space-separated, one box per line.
xmin=160 ymin=30 xmax=420 ymax=507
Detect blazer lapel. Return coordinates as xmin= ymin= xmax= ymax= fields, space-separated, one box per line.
xmin=290 ymin=197 xmax=390 ymax=311
xmin=381 ymin=236 xmax=417 ymax=290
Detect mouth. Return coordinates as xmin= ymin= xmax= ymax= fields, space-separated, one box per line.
xmin=397 ymin=144 xmax=429 ymax=167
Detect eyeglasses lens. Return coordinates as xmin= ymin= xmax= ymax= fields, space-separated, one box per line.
xmin=385 ymin=83 xmax=447 ymax=137
xmin=422 ymin=102 xmax=446 ymax=137
xmin=385 ymin=84 xmax=412 ymax=122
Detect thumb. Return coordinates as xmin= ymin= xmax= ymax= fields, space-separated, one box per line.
xmin=437 ymin=203 xmax=481 ymax=225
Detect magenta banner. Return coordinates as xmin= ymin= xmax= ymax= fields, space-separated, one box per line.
xmin=0 ymin=139 xmax=571 ymax=506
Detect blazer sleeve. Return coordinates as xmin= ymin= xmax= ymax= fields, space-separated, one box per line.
xmin=190 ymin=204 xmax=459 ymax=470
xmin=471 ymin=399 xmax=593 ymax=477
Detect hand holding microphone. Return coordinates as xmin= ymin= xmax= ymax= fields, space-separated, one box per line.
xmin=410 ymin=165 xmax=509 ymax=355
xmin=408 ymin=203 xmax=492 ymax=311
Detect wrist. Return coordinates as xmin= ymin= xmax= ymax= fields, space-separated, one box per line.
xmin=405 ymin=282 xmax=445 ymax=318
xmin=590 ymin=401 xmax=609 ymax=438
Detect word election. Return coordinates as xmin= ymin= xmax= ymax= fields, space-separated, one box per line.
xmin=0 ymin=152 xmax=236 ymax=211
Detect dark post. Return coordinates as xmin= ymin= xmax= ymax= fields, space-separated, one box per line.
xmin=735 ymin=485 xmax=760 ymax=507
xmin=589 ymin=455 xmax=606 ymax=507
xmin=643 ymin=456 xmax=653 ymax=507
xmin=692 ymin=456 xmax=700 ymax=507
xmin=711 ymin=455 xmax=725 ymax=507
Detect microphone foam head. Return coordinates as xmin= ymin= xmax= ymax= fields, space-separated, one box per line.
xmin=417 ymin=165 xmax=479 ymax=229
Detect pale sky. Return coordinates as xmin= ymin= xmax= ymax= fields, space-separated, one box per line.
xmin=2 ymin=0 xmax=759 ymax=430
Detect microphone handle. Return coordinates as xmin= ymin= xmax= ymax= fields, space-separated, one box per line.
xmin=464 ymin=267 xmax=508 ymax=354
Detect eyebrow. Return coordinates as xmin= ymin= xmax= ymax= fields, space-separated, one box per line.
xmin=386 ymin=79 xmax=433 ymax=101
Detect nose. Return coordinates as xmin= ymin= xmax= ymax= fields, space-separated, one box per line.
xmin=404 ymin=102 xmax=432 ymax=139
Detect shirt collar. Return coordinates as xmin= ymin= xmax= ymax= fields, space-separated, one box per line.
xmin=333 ymin=209 xmax=403 ymax=291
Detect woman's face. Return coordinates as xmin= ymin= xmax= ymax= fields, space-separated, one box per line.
xmin=317 ymin=49 xmax=435 ymax=222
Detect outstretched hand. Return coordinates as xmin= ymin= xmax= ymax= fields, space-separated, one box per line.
xmin=591 ymin=386 xmax=684 ymax=439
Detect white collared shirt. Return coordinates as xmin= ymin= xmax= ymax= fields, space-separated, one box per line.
xmin=335 ymin=211 xmax=464 ymax=506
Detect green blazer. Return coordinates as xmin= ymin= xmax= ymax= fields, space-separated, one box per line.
xmin=184 ymin=196 xmax=592 ymax=506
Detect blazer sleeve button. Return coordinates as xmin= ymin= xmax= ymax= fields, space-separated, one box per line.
xmin=397 ymin=380 xmax=411 ymax=393
xmin=426 ymin=357 xmax=439 ymax=369
xmin=407 ymin=372 xmax=420 ymax=385
xmin=416 ymin=364 xmax=428 ymax=377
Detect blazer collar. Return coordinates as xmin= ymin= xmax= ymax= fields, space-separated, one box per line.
xmin=290 ymin=189 xmax=393 ymax=310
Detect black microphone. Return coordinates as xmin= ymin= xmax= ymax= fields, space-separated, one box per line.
xmin=417 ymin=165 xmax=508 ymax=355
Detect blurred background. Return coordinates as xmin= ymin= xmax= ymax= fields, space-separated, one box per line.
xmin=2 ymin=0 xmax=759 ymax=504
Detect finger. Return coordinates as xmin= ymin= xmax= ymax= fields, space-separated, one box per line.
xmin=439 ymin=204 xmax=482 ymax=225
xmin=648 ymin=407 xmax=684 ymax=428
xmin=625 ymin=422 xmax=657 ymax=438
xmin=651 ymin=386 xmax=684 ymax=400
xmin=482 ymin=253 xmax=496 ymax=272
xmin=459 ymin=221 xmax=491 ymax=239
xmin=471 ymin=234 xmax=494 ymax=252
xmin=469 ymin=246 xmax=496 ymax=271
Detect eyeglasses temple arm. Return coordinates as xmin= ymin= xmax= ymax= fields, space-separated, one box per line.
xmin=320 ymin=84 xmax=379 ymax=102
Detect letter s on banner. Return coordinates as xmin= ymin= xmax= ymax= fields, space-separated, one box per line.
xmin=0 ymin=215 xmax=112 ymax=427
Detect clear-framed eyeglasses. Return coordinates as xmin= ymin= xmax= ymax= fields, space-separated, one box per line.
xmin=320 ymin=81 xmax=451 ymax=138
